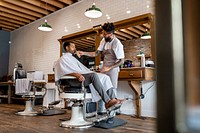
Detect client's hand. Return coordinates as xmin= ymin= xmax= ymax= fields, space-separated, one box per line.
xmin=75 ymin=73 xmax=85 ymax=82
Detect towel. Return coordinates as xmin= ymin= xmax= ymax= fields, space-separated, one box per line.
xmin=15 ymin=79 xmax=32 ymax=95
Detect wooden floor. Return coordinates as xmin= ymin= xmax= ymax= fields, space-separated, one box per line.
xmin=0 ymin=104 xmax=156 ymax=133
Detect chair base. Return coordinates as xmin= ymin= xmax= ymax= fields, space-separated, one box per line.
xmin=16 ymin=100 xmax=38 ymax=116
xmin=60 ymin=106 xmax=94 ymax=128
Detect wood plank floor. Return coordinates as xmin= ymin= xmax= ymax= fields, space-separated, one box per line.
xmin=0 ymin=104 xmax=156 ymax=133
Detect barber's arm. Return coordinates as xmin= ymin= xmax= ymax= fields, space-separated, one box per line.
xmin=100 ymin=58 xmax=124 ymax=72
xmin=66 ymin=73 xmax=85 ymax=82
xmin=78 ymin=50 xmax=102 ymax=57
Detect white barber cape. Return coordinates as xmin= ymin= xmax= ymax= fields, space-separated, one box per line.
xmin=54 ymin=53 xmax=113 ymax=101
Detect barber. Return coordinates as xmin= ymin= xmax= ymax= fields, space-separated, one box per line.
xmin=79 ymin=22 xmax=125 ymax=96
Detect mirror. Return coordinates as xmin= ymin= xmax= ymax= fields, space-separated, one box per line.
xmin=58 ymin=13 xmax=155 ymax=67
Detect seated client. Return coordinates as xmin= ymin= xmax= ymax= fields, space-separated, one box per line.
xmin=54 ymin=42 xmax=123 ymax=110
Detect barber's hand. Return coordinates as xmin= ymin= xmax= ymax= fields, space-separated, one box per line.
xmin=75 ymin=51 xmax=81 ymax=58
xmin=100 ymin=66 xmax=111 ymax=73
xmin=75 ymin=73 xmax=85 ymax=82
xmin=77 ymin=51 xmax=85 ymax=56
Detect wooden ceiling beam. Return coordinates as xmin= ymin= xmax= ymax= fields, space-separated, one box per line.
xmin=75 ymin=39 xmax=94 ymax=46
xmin=134 ymin=25 xmax=146 ymax=32
xmin=115 ymin=35 xmax=127 ymax=41
xmin=0 ymin=23 xmax=16 ymax=30
xmin=128 ymin=27 xmax=143 ymax=35
xmin=2 ymin=27 xmax=12 ymax=32
xmin=81 ymin=39 xmax=95 ymax=45
xmin=142 ymin=23 xmax=150 ymax=29
xmin=115 ymin=31 xmax=133 ymax=39
xmin=41 ymin=0 xmax=66 ymax=8
xmin=86 ymin=37 xmax=95 ymax=41
xmin=72 ymin=40 xmax=93 ymax=47
xmin=120 ymin=29 xmax=140 ymax=38
xmin=22 ymin=0 xmax=57 ymax=12
xmin=0 ymin=1 xmax=43 ymax=18
xmin=81 ymin=38 xmax=94 ymax=44
xmin=73 ymin=43 xmax=91 ymax=49
xmin=3 ymin=0 xmax=49 ymax=15
xmin=0 ymin=6 xmax=37 ymax=20
xmin=0 ymin=12 xmax=31 ymax=23
xmin=58 ymin=0 xmax=73 ymax=5
xmin=0 ymin=21 xmax=20 ymax=28
xmin=0 ymin=16 xmax=26 ymax=25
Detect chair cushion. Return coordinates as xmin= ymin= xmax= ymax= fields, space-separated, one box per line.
xmin=59 ymin=78 xmax=91 ymax=93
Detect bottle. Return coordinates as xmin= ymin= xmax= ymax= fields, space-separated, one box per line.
xmin=141 ymin=54 xmax=146 ymax=67
xmin=99 ymin=61 xmax=103 ymax=69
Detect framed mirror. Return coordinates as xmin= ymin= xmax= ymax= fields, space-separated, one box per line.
xmin=58 ymin=13 xmax=155 ymax=67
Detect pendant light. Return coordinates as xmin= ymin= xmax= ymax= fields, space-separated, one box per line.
xmin=38 ymin=1 xmax=52 ymax=31
xmin=141 ymin=23 xmax=151 ymax=39
xmin=141 ymin=31 xmax=151 ymax=39
xmin=38 ymin=19 xmax=52 ymax=31
xmin=84 ymin=3 xmax=102 ymax=18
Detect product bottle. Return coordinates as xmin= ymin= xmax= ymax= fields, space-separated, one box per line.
xmin=99 ymin=61 xmax=103 ymax=69
xmin=141 ymin=54 xmax=146 ymax=67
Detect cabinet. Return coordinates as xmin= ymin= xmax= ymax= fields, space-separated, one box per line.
xmin=119 ymin=67 xmax=155 ymax=118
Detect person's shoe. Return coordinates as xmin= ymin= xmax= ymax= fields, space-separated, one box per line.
xmin=105 ymin=99 xmax=124 ymax=111
xmin=106 ymin=117 xmax=114 ymax=124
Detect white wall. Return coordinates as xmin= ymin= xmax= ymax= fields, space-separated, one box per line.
xmin=118 ymin=81 xmax=156 ymax=117
xmin=9 ymin=0 xmax=155 ymax=117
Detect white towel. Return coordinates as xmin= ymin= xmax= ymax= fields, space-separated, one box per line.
xmin=15 ymin=79 xmax=32 ymax=95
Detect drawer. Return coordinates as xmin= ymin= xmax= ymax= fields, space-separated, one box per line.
xmin=119 ymin=70 xmax=143 ymax=79
xmin=48 ymin=74 xmax=55 ymax=82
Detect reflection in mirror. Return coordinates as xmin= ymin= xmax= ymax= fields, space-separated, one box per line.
xmin=59 ymin=13 xmax=154 ymax=69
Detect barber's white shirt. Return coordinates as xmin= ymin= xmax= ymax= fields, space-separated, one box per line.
xmin=54 ymin=53 xmax=113 ymax=101
xmin=98 ymin=36 xmax=125 ymax=59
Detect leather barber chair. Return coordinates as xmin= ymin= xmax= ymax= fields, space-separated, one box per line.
xmin=13 ymin=63 xmax=46 ymax=116
xmin=56 ymin=76 xmax=114 ymax=128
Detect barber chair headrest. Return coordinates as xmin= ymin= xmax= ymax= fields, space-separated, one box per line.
xmin=15 ymin=63 xmax=23 ymax=69
xmin=15 ymin=69 xmax=27 ymax=79
xmin=13 ymin=63 xmax=27 ymax=81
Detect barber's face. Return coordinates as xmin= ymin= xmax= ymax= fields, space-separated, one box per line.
xmin=102 ymin=30 xmax=113 ymax=42
xmin=66 ymin=43 xmax=76 ymax=54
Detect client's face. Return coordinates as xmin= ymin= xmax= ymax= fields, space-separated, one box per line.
xmin=68 ymin=43 xmax=76 ymax=54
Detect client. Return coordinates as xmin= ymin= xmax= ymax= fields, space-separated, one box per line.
xmin=54 ymin=42 xmax=123 ymax=110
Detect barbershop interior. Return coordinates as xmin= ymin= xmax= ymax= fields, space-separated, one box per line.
xmin=0 ymin=0 xmax=200 ymax=133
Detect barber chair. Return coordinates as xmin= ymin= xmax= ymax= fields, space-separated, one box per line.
xmin=13 ymin=63 xmax=46 ymax=116
xmin=56 ymin=76 xmax=116 ymax=128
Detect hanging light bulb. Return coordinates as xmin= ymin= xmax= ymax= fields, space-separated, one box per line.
xmin=84 ymin=3 xmax=102 ymax=18
xmin=38 ymin=19 xmax=52 ymax=31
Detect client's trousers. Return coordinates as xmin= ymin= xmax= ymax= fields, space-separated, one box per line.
xmin=68 ymin=73 xmax=116 ymax=103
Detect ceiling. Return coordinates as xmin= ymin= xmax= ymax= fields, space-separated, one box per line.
xmin=0 ymin=0 xmax=79 ymax=32
xmin=0 ymin=0 xmax=151 ymax=50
